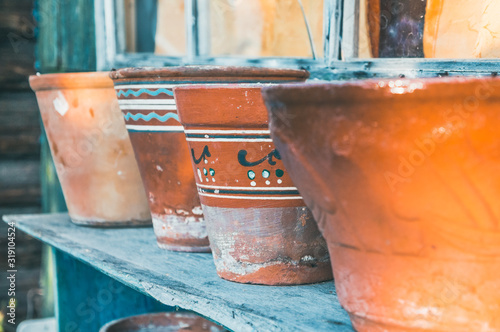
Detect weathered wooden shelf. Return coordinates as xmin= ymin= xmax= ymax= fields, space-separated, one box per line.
xmin=4 ymin=213 xmax=354 ymax=332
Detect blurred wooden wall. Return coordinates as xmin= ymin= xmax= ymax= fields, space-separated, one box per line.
xmin=0 ymin=0 xmax=43 ymax=330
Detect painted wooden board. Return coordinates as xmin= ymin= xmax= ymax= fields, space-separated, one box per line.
xmin=54 ymin=248 xmax=172 ymax=331
xmin=4 ymin=213 xmax=354 ymax=332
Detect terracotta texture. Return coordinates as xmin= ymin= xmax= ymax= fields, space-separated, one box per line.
xmin=30 ymin=72 xmax=150 ymax=227
xmin=110 ymin=66 xmax=309 ymax=252
xmin=174 ymin=83 xmax=332 ymax=285
xmin=262 ymin=77 xmax=500 ymax=331
xmin=99 ymin=312 xmax=227 ymax=332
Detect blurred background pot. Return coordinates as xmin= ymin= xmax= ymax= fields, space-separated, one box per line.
xmin=175 ymin=82 xmax=332 ymax=285
xmin=99 ymin=312 xmax=227 ymax=332
xmin=30 ymin=72 xmax=150 ymax=227
xmin=110 ymin=66 xmax=310 ymax=252
xmin=263 ymin=78 xmax=500 ymax=331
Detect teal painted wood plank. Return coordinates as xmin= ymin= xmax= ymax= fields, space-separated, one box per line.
xmin=34 ymin=0 xmax=96 ymax=73
xmin=59 ymin=0 xmax=96 ymax=71
xmin=34 ymin=0 xmax=59 ymax=72
xmin=54 ymin=249 xmax=171 ymax=332
xmin=4 ymin=213 xmax=354 ymax=332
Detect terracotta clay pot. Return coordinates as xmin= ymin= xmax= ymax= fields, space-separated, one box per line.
xmin=99 ymin=312 xmax=227 ymax=332
xmin=30 ymin=72 xmax=150 ymax=227
xmin=262 ymin=78 xmax=500 ymax=331
xmin=174 ymin=83 xmax=332 ymax=285
xmin=110 ymin=66 xmax=311 ymax=252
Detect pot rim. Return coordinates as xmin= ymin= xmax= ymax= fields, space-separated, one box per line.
xmin=109 ymin=65 xmax=309 ymax=80
xmin=29 ymin=72 xmax=113 ymax=91
xmin=261 ymin=76 xmax=500 ymax=104
xmin=173 ymin=82 xmax=276 ymax=92
xmin=98 ymin=311 xmax=220 ymax=332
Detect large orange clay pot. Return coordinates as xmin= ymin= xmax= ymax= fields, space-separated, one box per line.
xmin=30 ymin=72 xmax=150 ymax=227
xmin=174 ymin=83 xmax=332 ymax=285
xmin=110 ymin=66 xmax=312 ymax=253
xmin=262 ymin=77 xmax=500 ymax=331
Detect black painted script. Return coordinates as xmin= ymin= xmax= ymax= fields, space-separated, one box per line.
xmin=192 ymin=145 xmax=211 ymax=164
xmin=238 ymin=149 xmax=281 ymax=167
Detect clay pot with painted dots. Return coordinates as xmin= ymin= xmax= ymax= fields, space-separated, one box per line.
xmin=174 ymin=83 xmax=332 ymax=285
xmin=110 ymin=66 xmax=312 ymax=252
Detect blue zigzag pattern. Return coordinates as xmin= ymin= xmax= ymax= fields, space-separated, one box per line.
xmin=123 ymin=112 xmax=180 ymax=123
xmin=117 ymin=88 xmax=174 ymax=97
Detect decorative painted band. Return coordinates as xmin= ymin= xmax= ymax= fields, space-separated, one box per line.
xmin=198 ymin=186 xmax=300 ymax=196
xmin=186 ymin=138 xmax=274 ymax=142
xmin=185 ymin=129 xmax=270 ymax=135
xmin=118 ymin=99 xmax=176 ymax=110
xmin=116 ymin=88 xmax=174 ymax=97
xmin=197 ymin=192 xmax=303 ymax=201
xmin=126 ymin=125 xmax=184 ymax=133
xmin=186 ymin=134 xmax=271 ymax=139
xmin=123 ymin=112 xmax=180 ymax=122
xmin=118 ymin=99 xmax=176 ymax=105
xmin=185 ymin=128 xmax=304 ymax=208
xmin=196 ymin=184 xmax=298 ymax=190
xmin=119 ymin=105 xmax=177 ymax=111
xmin=184 ymin=129 xmax=272 ymax=142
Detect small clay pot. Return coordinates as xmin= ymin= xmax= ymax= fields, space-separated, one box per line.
xmin=99 ymin=312 xmax=227 ymax=332
xmin=30 ymin=72 xmax=151 ymax=227
xmin=262 ymin=77 xmax=500 ymax=331
xmin=174 ymin=83 xmax=332 ymax=285
xmin=110 ymin=66 xmax=310 ymax=252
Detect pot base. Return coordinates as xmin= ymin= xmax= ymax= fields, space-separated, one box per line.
xmin=156 ymin=242 xmax=211 ymax=253
xmin=349 ymin=314 xmax=455 ymax=332
xmin=203 ymin=205 xmax=332 ymax=285
xmin=216 ymin=261 xmax=333 ymax=286
xmin=152 ymin=213 xmax=210 ymax=252
xmin=70 ymin=217 xmax=152 ymax=228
